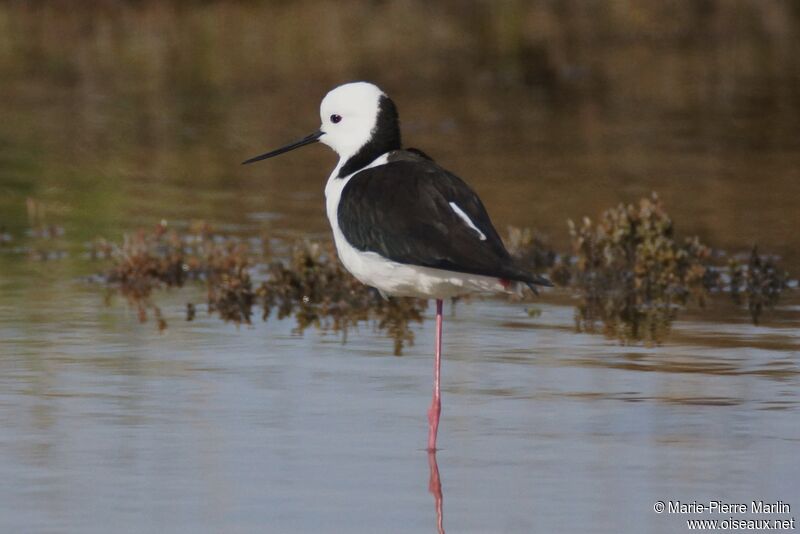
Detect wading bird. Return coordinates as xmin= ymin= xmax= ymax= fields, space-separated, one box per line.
xmin=244 ymin=82 xmax=551 ymax=451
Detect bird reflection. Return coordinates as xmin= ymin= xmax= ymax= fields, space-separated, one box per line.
xmin=428 ymin=450 xmax=445 ymax=534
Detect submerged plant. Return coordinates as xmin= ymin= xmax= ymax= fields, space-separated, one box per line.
xmin=104 ymin=223 xmax=425 ymax=354
xmin=105 ymin=221 xmax=245 ymax=328
xmin=564 ymin=194 xmax=715 ymax=344
xmin=257 ymin=241 xmax=426 ymax=355
xmin=100 ymin=196 xmax=792 ymax=350
xmin=729 ymin=247 xmax=788 ymax=325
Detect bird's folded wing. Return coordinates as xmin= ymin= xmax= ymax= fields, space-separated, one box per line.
xmin=337 ymin=159 xmax=533 ymax=282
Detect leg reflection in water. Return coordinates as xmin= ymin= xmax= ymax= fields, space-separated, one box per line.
xmin=428 ymin=450 xmax=445 ymax=534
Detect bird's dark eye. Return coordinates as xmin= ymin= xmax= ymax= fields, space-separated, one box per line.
xmin=330 ymin=114 xmax=342 ymax=124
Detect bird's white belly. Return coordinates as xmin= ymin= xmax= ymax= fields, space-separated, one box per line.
xmin=325 ymin=158 xmax=507 ymax=299
xmin=337 ymin=244 xmax=507 ymax=298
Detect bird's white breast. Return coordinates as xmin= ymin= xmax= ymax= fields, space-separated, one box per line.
xmin=324 ymin=154 xmax=509 ymax=299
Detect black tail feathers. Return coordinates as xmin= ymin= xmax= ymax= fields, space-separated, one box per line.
xmin=525 ymin=273 xmax=553 ymax=295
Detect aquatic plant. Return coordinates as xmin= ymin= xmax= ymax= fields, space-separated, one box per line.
xmin=99 ymin=195 xmax=792 ymax=349
xmin=205 ymin=245 xmax=255 ymax=324
xmin=729 ymin=247 xmax=788 ymax=325
xmin=104 ymin=220 xmax=254 ymax=327
xmin=257 ymin=241 xmax=426 ymax=355
xmin=535 ymin=194 xmax=793 ymax=344
xmin=104 ymin=222 xmax=425 ymax=354
xmin=560 ymin=194 xmax=715 ymax=344
xmin=105 ymin=222 xmax=199 ymax=328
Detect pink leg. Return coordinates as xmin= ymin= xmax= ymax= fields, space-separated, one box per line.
xmin=427 ymin=299 xmax=443 ymax=451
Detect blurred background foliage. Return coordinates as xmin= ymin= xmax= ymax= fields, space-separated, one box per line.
xmin=1 ymin=0 xmax=798 ymax=323
xmin=1 ymin=0 xmax=797 ymax=241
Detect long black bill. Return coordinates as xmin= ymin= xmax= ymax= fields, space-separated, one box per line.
xmin=242 ymin=130 xmax=323 ymax=165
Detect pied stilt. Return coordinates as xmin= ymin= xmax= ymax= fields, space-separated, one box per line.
xmin=244 ymin=81 xmax=551 ymax=451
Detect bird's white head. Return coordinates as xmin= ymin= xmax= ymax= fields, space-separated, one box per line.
xmin=319 ymin=82 xmax=385 ymax=159
xmin=242 ymin=81 xmax=401 ymax=173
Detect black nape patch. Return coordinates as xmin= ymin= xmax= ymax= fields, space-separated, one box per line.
xmin=405 ymin=148 xmax=433 ymax=160
xmin=338 ymin=95 xmax=402 ymax=178
xmin=386 ymin=148 xmax=436 ymax=164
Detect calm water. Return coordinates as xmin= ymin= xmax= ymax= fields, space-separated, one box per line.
xmin=1 ymin=2 xmax=799 ymax=533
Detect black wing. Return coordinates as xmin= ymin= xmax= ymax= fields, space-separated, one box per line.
xmin=337 ymin=154 xmax=550 ymax=286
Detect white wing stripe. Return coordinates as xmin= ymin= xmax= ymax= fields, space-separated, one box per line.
xmin=448 ymin=202 xmax=487 ymax=241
